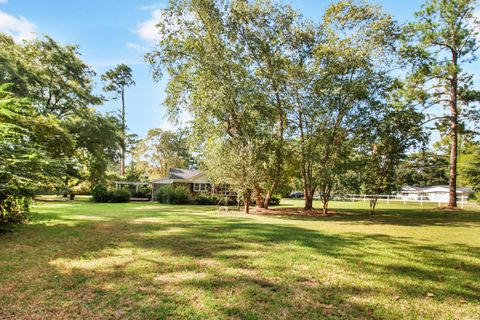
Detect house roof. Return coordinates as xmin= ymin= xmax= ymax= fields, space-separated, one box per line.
xmin=400 ymin=185 xmax=473 ymax=193
xmin=169 ymin=168 xmax=202 ymax=180
xmin=150 ymin=168 xmax=204 ymax=183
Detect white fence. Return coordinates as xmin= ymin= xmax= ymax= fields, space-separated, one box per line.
xmin=342 ymin=194 xmax=469 ymax=209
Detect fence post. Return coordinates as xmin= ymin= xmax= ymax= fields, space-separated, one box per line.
xmin=420 ymin=195 xmax=423 ymax=206
xmin=403 ymin=198 xmax=406 ymax=205
xmin=461 ymin=193 xmax=465 ymax=209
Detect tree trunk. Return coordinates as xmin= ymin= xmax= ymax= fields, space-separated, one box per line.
xmin=120 ymin=89 xmax=126 ymax=176
xmin=369 ymin=196 xmax=378 ymax=214
xmin=321 ymin=189 xmax=330 ymax=215
xmin=295 ymin=93 xmax=313 ymax=211
xmin=448 ymin=51 xmax=458 ymax=208
xmin=254 ymin=184 xmax=265 ymax=209
xmin=263 ymin=182 xmax=277 ymax=209
xmin=244 ymin=196 xmax=250 ymax=214
xmin=304 ymin=189 xmax=314 ymax=210
xmin=321 ymin=198 xmax=329 ymax=215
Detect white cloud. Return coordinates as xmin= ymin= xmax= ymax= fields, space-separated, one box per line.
xmin=138 ymin=4 xmax=165 ymax=11
xmin=0 ymin=0 xmax=8 ymax=4
xmin=88 ymin=57 xmax=146 ymax=69
xmin=126 ymin=41 xmax=149 ymax=54
xmin=0 ymin=10 xmax=36 ymax=42
xmin=134 ymin=8 xmax=194 ymax=44
xmin=135 ymin=9 xmax=164 ymax=43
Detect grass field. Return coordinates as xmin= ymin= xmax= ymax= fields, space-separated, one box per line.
xmin=0 ymin=197 xmax=479 ymax=319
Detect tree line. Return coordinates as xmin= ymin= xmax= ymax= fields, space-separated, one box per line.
xmin=1 ymin=0 xmax=479 ymax=224
xmin=146 ymin=0 xmax=479 ymax=213
xmin=0 ymin=34 xmax=137 ymax=228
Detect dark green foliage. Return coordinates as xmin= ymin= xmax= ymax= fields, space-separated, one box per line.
xmin=191 ymin=194 xmax=215 ymax=205
xmin=192 ymin=194 xmax=238 ymax=206
xmin=397 ymin=152 xmax=449 ymax=187
xmin=92 ymin=184 xmax=131 ymax=203
xmin=155 ymin=188 xmax=238 ymax=206
xmin=129 ymin=185 xmax=152 ymax=198
xmin=108 ymin=189 xmax=131 ymax=203
xmin=268 ymin=194 xmax=281 ymax=206
xmin=156 ymin=187 xmax=190 ymax=205
xmin=0 ymin=194 xmax=30 ymax=229
xmin=91 ymin=184 xmax=109 ymax=203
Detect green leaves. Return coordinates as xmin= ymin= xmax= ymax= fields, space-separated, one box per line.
xmin=101 ymin=64 xmax=135 ymax=98
xmin=0 ymin=85 xmax=65 ymax=193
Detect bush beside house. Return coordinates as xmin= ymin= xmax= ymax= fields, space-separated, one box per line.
xmin=92 ymin=184 xmax=131 ymax=203
xmin=155 ymin=186 xmax=281 ymax=206
xmin=155 ymin=187 xmax=190 ymax=204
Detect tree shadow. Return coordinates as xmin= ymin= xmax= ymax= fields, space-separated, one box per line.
xmin=1 ymin=206 xmax=479 ymax=319
xmin=263 ymin=207 xmax=480 ymax=227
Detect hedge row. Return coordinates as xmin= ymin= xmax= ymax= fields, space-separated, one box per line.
xmin=91 ymin=184 xmax=131 ymax=203
xmin=0 ymin=194 xmax=31 ymax=229
xmin=155 ymin=187 xmax=281 ymax=206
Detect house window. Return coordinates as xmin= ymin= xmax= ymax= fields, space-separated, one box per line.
xmin=217 ymin=184 xmax=235 ymax=196
xmin=193 ymin=183 xmax=209 ymax=192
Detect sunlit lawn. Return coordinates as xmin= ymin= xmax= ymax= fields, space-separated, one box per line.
xmin=0 ymin=197 xmax=479 ymax=319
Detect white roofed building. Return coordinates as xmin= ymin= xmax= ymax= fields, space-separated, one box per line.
xmin=398 ymin=185 xmax=473 ymax=202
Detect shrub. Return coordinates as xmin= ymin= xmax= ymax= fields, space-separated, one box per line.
xmin=73 ymin=182 xmax=91 ymax=195
xmin=268 ymin=194 xmax=282 ymax=206
xmin=91 ymin=184 xmax=109 ymax=203
xmin=156 ymin=187 xmax=190 ymax=204
xmin=192 ymin=194 xmax=218 ymax=205
xmin=212 ymin=195 xmax=238 ymax=206
xmin=0 ymin=194 xmax=31 ymax=228
xmin=469 ymin=191 xmax=479 ymax=203
xmin=109 ymin=189 xmax=131 ymax=203
xmin=131 ymin=186 xmax=152 ymax=198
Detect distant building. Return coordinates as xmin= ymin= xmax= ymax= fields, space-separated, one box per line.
xmin=150 ymin=168 xmax=234 ymax=198
xmin=399 ymin=185 xmax=473 ymax=202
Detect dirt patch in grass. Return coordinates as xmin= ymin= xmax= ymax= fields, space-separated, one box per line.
xmin=250 ymin=207 xmax=339 ymax=216
xmin=434 ymin=206 xmax=467 ymax=212
xmin=33 ymin=196 xmax=71 ymax=202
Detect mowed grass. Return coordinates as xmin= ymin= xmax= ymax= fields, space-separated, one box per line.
xmin=0 ymin=197 xmax=479 ymax=319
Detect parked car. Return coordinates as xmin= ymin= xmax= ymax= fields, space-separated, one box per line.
xmin=289 ymin=191 xmax=304 ymax=198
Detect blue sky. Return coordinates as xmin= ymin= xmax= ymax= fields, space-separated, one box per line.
xmin=0 ymin=0 xmax=477 ymax=141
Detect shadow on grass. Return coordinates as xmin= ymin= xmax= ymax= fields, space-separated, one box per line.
xmin=264 ymin=206 xmax=480 ymax=228
xmin=1 ymin=205 xmax=479 ymax=319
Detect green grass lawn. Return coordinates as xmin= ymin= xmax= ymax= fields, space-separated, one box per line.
xmin=1 ymin=197 xmax=479 ymax=319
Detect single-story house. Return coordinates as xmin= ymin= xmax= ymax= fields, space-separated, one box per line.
xmin=398 ymin=185 xmax=473 ymax=202
xmin=150 ymin=168 xmax=234 ymax=198
xmin=151 ymin=168 xmax=210 ymax=195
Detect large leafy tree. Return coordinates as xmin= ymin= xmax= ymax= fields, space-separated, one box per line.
xmin=0 ymin=85 xmax=71 ymax=225
xmin=459 ymin=140 xmax=480 ymax=194
xmin=65 ymin=112 xmax=122 ymax=187
xmin=133 ymin=128 xmax=191 ymax=179
xmin=397 ymin=151 xmax=450 ymax=186
xmin=292 ymin=0 xmax=401 ymax=213
xmin=359 ymin=106 xmax=425 ymax=214
xmin=0 ymin=85 xmax=67 ymax=193
xmin=0 ymin=34 xmax=101 ymax=118
xmin=227 ymin=0 xmax=302 ymax=208
xmin=1 ymin=33 xmax=121 ymax=196
xmin=402 ymin=0 xmax=480 ymax=207
xmin=147 ymin=0 xmax=296 ymax=211
xmin=101 ymin=64 xmax=135 ymax=176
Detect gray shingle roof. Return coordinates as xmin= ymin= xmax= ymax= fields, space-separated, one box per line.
xmin=168 ymin=168 xmax=201 ymax=180
xmin=401 ymin=185 xmax=473 ymax=193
